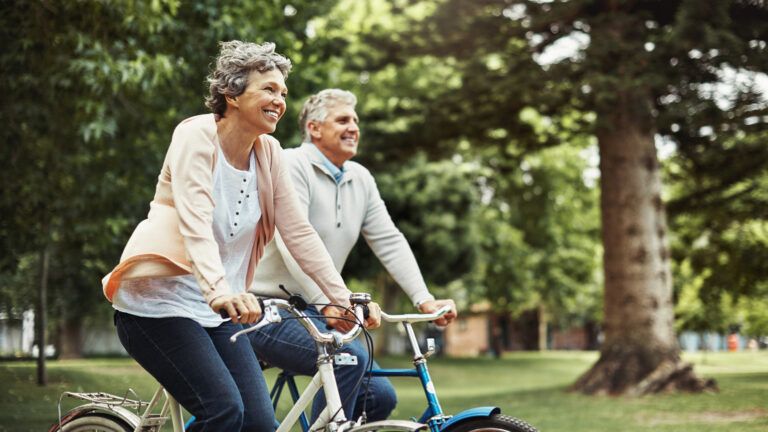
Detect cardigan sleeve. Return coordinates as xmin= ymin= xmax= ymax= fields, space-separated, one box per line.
xmin=359 ymin=169 xmax=434 ymax=307
xmin=166 ymin=118 xmax=230 ymax=304
xmin=273 ymin=231 xmax=332 ymax=305
xmin=270 ymin=151 xmax=332 ymax=305
xmin=269 ymin=139 xmax=351 ymax=307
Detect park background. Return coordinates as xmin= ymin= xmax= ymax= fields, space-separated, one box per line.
xmin=1 ymin=0 xmax=767 ymax=430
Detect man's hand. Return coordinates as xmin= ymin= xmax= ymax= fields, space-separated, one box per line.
xmin=210 ymin=293 xmax=262 ymax=324
xmin=364 ymin=302 xmax=381 ymax=329
xmin=417 ymin=299 xmax=457 ymax=327
xmin=322 ymin=301 xmax=382 ymax=331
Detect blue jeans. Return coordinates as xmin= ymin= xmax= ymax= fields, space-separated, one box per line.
xmin=115 ymin=312 xmax=276 ymax=431
xmin=248 ymin=305 xmax=397 ymax=422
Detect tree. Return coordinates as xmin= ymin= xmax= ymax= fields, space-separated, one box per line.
xmin=312 ymin=0 xmax=603 ymax=348
xmin=0 ymin=0 xmax=339 ymax=363
xmin=1 ymin=0 xmax=186 ymax=370
xmin=330 ymin=0 xmax=766 ymax=393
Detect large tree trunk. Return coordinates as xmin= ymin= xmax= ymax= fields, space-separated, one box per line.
xmin=571 ymin=101 xmax=716 ymax=395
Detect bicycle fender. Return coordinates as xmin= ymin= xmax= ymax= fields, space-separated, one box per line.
xmin=49 ymin=403 xmax=141 ymax=432
xmin=439 ymin=406 xmax=500 ymax=430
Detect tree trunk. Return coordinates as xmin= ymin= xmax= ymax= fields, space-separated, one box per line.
xmin=36 ymin=244 xmax=49 ymax=386
xmin=490 ymin=313 xmax=505 ymax=359
xmin=571 ymin=101 xmax=716 ymax=395
xmin=58 ymin=316 xmax=85 ymax=359
xmin=537 ymin=304 xmax=548 ymax=351
xmin=374 ymin=273 xmax=400 ymax=356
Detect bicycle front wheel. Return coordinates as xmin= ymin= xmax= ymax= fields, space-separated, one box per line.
xmin=50 ymin=414 xmax=133 ymax=432
xmin=442 ymin=414 xmax=538 ymax=432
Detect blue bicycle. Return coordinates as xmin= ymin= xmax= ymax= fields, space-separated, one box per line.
xmin=268 ymin=306 xmax=538 ymax=432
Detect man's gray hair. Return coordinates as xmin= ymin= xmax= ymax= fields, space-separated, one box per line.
xmin=298 ymin=89 xmax=357 ymax=142
xmin=205 ymin=41 xmax=292 ymax=117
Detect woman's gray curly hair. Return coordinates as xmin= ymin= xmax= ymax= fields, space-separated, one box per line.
xmin=205 ymin=41 xmax=292 ymax=117
xmin=298 ymin=89 xmax=357 ymax=142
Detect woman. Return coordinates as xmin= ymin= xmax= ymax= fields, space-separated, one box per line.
xmin=102 ymin=41 xmax=374 ymax=431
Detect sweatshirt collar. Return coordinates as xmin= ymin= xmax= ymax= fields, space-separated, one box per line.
xmin=301 ymin=143 xmax=350 ymax=184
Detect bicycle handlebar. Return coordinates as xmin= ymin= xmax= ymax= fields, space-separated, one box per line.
xmin=228 ymin=298 xmax=367 ymax=345
xmin=381 ymin=305 xmax=452 ymax=324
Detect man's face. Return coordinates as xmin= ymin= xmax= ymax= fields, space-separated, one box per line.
xmin=310 ymin=103 xmax=360 ymax=167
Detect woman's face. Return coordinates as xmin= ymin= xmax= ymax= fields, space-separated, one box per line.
xmin=230 ymin=68 xmax=287 ymax=134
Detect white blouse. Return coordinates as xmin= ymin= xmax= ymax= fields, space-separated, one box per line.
xmin=113 ymin=146 xmax=261 ymax=327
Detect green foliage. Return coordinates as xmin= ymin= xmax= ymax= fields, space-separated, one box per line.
xmin=1 ymin=0 xmax=186 ymax=317
xmin=477 ymin=142 xmax=602 ymax=323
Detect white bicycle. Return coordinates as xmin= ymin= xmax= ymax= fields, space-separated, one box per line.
xmin=50 ymin=293 xmax=429 ymax=432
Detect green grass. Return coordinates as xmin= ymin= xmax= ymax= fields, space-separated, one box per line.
xmin=1 ymin=351 xmax=766 ymax=431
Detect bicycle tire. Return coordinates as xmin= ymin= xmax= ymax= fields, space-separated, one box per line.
xmin=441 ymin=413 xmax=538 ymax=432
xmin=50 ymin=414 xmax=132 ymax=432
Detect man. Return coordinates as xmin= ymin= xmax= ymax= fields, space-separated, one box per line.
xmin=249 ymin=89 xmax=457 ymax=422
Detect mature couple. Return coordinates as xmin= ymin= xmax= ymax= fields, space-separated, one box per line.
xmin=102 ymin=40 xmax=457 ymax=431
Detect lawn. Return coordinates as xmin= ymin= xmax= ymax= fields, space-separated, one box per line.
xmin=1 ymin=351 xmax=766 ymax=431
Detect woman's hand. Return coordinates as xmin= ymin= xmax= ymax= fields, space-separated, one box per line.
xmin=417 ymin=299 xmax=457 ymax=327
xmin=210 ymin=293 xmax=262 ymax=324
xmin=322 ymin=305 xmax=355 ymax=332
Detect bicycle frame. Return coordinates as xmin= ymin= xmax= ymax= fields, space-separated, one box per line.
xmin=273 ymin=319 xmax=448 ymax=432
xmin=278 ymin=343 xmax=349 ymax=432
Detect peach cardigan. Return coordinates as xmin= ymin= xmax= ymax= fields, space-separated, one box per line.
xmin=102 ymin=114 xmax=351 ymax=306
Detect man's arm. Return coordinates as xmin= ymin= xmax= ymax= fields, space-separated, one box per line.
xmin=359 ymin=169 xmax=435 ymax=307
xmin=360 ymin=171 xmax=457 ymax=325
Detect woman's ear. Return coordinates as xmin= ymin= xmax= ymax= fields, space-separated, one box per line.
xmin=225 ymin=95 xmax=239 ymax=107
